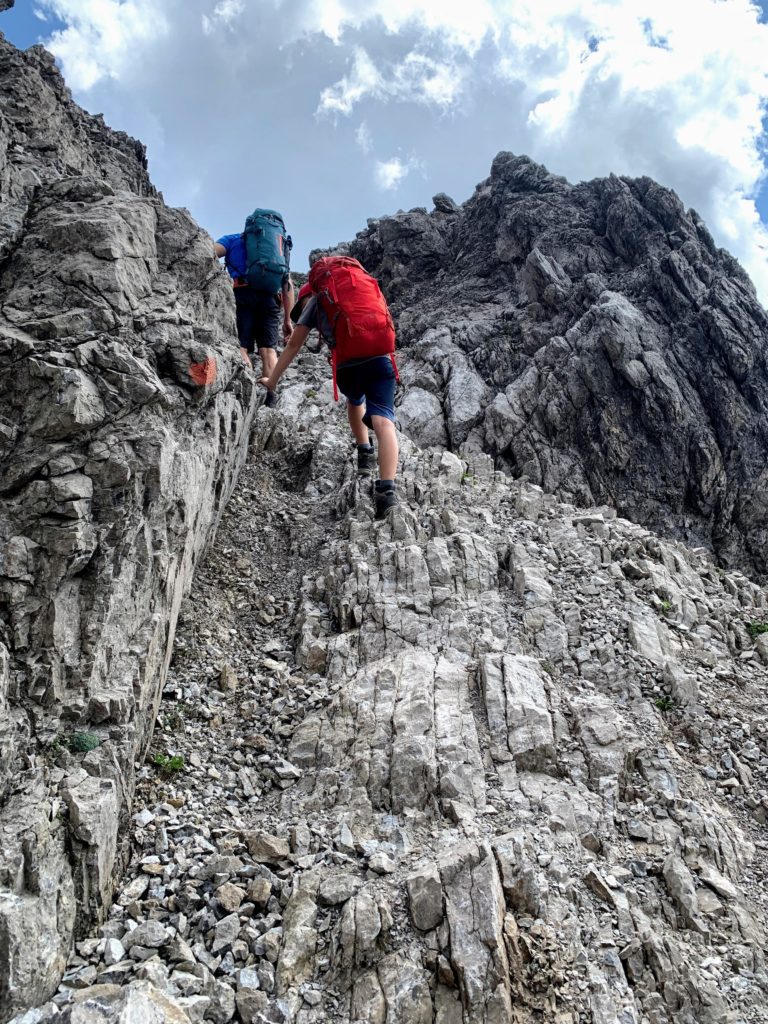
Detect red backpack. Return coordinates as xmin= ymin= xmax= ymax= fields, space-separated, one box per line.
xmin=308 ymin=256 xmax=398 ymax=400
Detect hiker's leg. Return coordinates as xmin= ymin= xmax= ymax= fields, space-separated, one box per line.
xmin=235 ymin=287 xmax=255 ymax=369
xmin=253 ymin=295 xmax=280 ymax=383
xmin=347 ymin=400 xmax=370 ymax=445
xmin=371 ymin=416 xmax=398 ymax=480
xmin=361 ymin=358 xmax=398 ymax=480
xmin=259 ymin=346 xmax=277 ymax=378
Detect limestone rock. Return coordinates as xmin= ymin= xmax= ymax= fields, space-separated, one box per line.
xmin=407 ymin=865 xmax=443 ymax=931
xmin=26 ymin=360 xmax=768 ymax=1024
xmin=62 ymin=981 xmax=190 ymax=1022
xmin=481 ymin=654 xmax=555 ymax=770
xmin=245 ymin=831 xmax=290 ymax=864
xmin=0 ymin=27 xmax=255 ymax=1019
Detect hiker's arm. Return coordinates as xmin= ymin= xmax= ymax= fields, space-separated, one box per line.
xmin=282 ymin=277 xmax=294 ymax=337
xmin=214 ymin=242 xmax=226 ymax=258
xmin=261 ymin=325 xmax=309 ymax=389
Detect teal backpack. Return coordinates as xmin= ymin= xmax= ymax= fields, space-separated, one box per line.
xmin=244 ymin=209 xmax=291 ymax=293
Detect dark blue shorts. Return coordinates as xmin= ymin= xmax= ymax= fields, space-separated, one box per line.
xmin=337 ymin=356 xmax=396 ymax=422
xmin=234 ymin=286 xmax=281 ymax=352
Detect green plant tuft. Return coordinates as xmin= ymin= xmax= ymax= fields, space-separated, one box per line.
xmin=655 ymin=696 xmax=676 ymax=713
xmin=153 ymin=752 xmax=185 ymax=773
xmin=747 ymin=621 xmax=768 ymax=640
xmin=68 ymin=732 xmax=101 ymax=753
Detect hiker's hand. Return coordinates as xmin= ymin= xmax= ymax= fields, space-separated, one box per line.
xmin=283 ymin=321 xmax=293 ymax=340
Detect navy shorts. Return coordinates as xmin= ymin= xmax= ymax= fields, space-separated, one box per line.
xmin=336 ymin=356 xmax=396 ymax=422
xmin=234 ymin=286 xmax=281 ymax=352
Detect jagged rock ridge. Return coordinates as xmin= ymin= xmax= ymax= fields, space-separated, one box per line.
xmin=333 ymin=153 xmax=768 ymax=577
xmin=0 ymin=23 xmax=256 ymax=1019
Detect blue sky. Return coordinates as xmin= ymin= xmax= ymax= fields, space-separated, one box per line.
xmin=2 ymin=1 xmax=768 ymax=301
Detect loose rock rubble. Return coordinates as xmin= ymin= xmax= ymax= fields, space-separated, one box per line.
xmin=22 ymin=348 xmax=768 ymax=1024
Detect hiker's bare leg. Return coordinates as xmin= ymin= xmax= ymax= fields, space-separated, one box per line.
xmin=347 ymin=401 xmax=370 ymax=445
xmin=371 ymin=415 xmax=398 ymax=479
xmin=259 ymin=347 xmax=277 ymax=379
xmin=240 ymin=347 xmax=252 ymax=368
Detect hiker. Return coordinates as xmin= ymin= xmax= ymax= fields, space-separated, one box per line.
xmin=214 ymin=209 xmax=294 ymax=407
xmin=260 ymin=258 xmax=400 ymax=519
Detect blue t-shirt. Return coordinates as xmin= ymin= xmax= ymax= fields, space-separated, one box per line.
xmin=216 ymin=233 xmax=248 ymax=280
xmin=216 ymin=232 xmax=291 ymax=290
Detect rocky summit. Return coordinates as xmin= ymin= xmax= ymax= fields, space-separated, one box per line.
xmin=3 ymin=11 xmax=768 ymax=1024
xmin=332 ymin=153 xmax=768 ymax=578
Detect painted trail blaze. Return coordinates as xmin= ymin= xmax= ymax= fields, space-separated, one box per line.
xmin=189 ymin=358 xmax=217 ymax=386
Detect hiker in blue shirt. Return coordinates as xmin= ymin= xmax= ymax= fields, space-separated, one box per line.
xmin=214 ymin=213 xmax=294 ymax=408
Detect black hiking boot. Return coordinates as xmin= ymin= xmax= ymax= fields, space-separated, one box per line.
xmin=264 ymin=390 xmax=277 ymax=409
xmin=357 ymin=444 xmax=376 ymax=476
xmin=374 ymin=481 xmax=398 ymax=519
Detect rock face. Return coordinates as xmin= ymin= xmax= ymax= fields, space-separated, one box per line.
xmin=0 ymin=28 xmax=255 ymax=1019
xmin=334 ymin=152 xmax=768 ymax=576
xmin=32 ymin=351 xmax=768 ymax=1024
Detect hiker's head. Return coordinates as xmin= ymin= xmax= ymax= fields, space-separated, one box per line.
xmin=290 ymin=282 xmax=314 ymax=323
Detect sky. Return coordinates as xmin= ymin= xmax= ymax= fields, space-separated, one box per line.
xmin=2 ymin=0 xmax=768 ymax=304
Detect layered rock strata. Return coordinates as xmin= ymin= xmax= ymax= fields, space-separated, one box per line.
xmin=32 ymin=352 xmax=768 ymax=1024
xmin=331 ymin=153 xmax=768 ymax=577
xmin=0 ymin=26 xmax=255 ymax=1018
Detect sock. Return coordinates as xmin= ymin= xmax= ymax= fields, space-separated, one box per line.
xmin=357 ymin=443 xmax=375 ymax=453
xmin=376 ymin=479 xmax=395 ymax=491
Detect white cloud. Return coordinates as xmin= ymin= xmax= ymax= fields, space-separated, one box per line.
xmin=356 ymin=120 xmax=373 ymax=153
xmin=33 ymin=0 xmax=768 ymax=301
xmin=375 ymin=157 xmax=408 ymax=190
xmin=294 ymin=0 xmax=501 ymax=52
xmin=202 ymin=0 xmax=245 ymax=36
xmin=374 ymin=155 xmax=423 ymax=190
xmin=318 ymin=48 xmax=467 ymax=116
xmin=41 ymin=0 xmax=166 ymax=90
xmin=318 ymin=47 xmax=384 ymax=115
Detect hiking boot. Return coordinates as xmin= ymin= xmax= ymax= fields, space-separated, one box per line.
xmin=357 ymin=445 xmax=376 ymax=476
xmin=374 ymin=483 xmax=398 ymax=519
xmin=264 ymin=390 xmax=277 ymax=409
